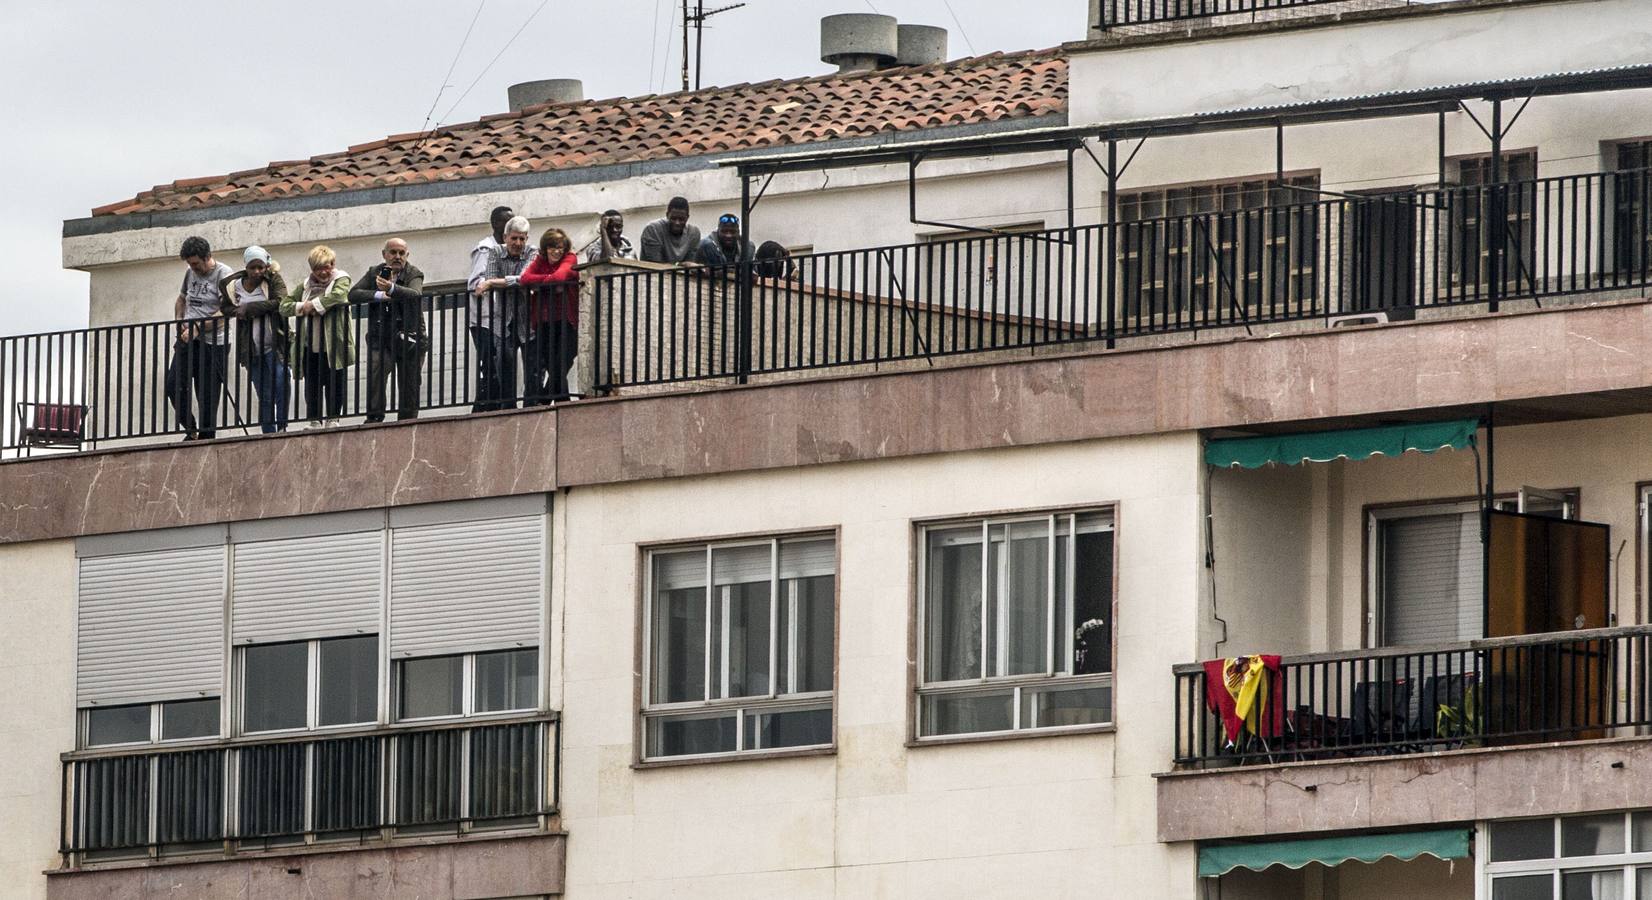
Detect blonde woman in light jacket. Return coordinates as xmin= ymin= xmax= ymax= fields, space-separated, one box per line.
xmin=280 ymin=245 xmax=354 ymax=426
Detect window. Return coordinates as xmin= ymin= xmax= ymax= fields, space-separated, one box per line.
xmin=917 ymin=511 xmax=1114 ymax=739
xmin=1448 ymin=151 xmax=1538 ymax=296
xmin=1611 ymin=140 xmax=1652 ymax=278
xmin=84 ymin=698 xmax=221 ymax=747
xmin=1486 ymin=812 xmax=1652 ymax=898
xmin=397 ymin=648 xmax=539 ymax=720
xmin=1372 ymin=491 xmax=1579 ymax=647
xmin=643 ymin=536 xmax=835 ymax=760
xmin=1117 ymin=175 xmax=1321 ymax=323
xmin=241 ymin=636 xmax=379 ymax=733
xmin=919 ymin=222 xmax=1048 ymax=317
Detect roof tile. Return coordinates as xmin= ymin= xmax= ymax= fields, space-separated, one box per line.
xmin=97 ymin=49 xmax=1066 ymax=216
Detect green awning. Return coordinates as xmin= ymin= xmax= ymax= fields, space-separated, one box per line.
xmin=1198 ymin=829 xmax=1473 ymax=878
xmin=1205 ymin=418 xmax=1478 ymax=469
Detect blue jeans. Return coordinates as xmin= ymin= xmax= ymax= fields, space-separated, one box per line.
xmin=246 ymin=351 xmax=290 ymax=433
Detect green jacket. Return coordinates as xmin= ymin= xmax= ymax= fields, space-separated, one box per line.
xmin=281 ymin=271 xmax=356 ymax=372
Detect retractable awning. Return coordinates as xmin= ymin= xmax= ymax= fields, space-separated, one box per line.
xmin=1198 ymin=829 xmax=1472 ymax=878
xmin=1204 ymin=418 xmax=1478 ymax=470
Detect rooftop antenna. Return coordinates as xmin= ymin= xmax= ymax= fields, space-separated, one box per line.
xmin=682 ymin=1 xmax=747 ymax=91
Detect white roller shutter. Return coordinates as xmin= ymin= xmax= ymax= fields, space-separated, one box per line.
xmin=389 ymin=515 xmax=544 ymax=657
xmin=78 ymin=547 xmax=225 ymax=706
xmin=653 ymin=550 xmax=707 ymax=591
xmin=1381 ymin=512 xmax=1483 ymax=647
xmin=232 ymin=531 xmax=384 ymax=644
xmin=779 ymin=540 xmax=835 ymax=580
xmin=712 ymin=545 xmax=772 ymax=586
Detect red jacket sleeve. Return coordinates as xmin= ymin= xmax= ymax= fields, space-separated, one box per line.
xmin=519 ymin=253 xmax=578 ymax=285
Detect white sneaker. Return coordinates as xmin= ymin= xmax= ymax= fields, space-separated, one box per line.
xmin=305 ymin=420 xmax=326 ymax=430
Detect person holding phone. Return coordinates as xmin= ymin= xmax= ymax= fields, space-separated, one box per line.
xmin=349 ymin=238 xmax=427 ymax=422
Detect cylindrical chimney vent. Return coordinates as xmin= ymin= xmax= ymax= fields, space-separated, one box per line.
xmin=820 ymin=13 xmax=897 ymax=73
xmin=895 ymin=24 xmax=948 ymax=66
xmin=507 ymin=78 xmax=585 ymax=112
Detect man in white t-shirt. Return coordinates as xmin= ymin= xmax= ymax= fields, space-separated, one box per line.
xmin=165 ymin=236 xmax=235 ymax=440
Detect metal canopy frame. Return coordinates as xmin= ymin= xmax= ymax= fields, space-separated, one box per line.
xmin=724 ymin=63 xmax=1652 ymax=352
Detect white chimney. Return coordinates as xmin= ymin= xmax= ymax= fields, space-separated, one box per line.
xmin=507 ymin=79 xmax=585 ymax=112
xmin=820 ymin=14 xmax=898 ymax=73
xmin=895 ymin=24 xmax=948 ymax=66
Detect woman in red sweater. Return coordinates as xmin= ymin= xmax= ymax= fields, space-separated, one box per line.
xmin=518 ymin=228 xmax=580 ymax=404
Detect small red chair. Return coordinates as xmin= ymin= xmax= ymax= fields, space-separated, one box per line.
xmin=15 ymin=402 xmax=88 ymax=455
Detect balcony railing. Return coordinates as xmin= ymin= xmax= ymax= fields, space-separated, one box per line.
xmin=1172 ymin=626 xmax=1652 ymax=769
xmin=1097 ymin=0 xmax=1401 ymax=30
xmin=60 ymin=716 xmax=558 ymax=858
xmin=6 ymin=170 xmax=1652 ymax=456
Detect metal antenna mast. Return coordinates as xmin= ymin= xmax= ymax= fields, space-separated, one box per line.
xmin=681 ymin=1 xmax=747 ymax=91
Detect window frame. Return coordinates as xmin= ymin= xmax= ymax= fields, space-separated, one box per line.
xmin=1482 ymin=812 xmax=1652 ymax=899
xmin=911 ymin=505 xmax=1117 ymax=744
xmin=638 ymin=530 xmax=839 ymax=764
xmin=236 ymin=635 xmax=381 ymax=737
xmin=394 ymin=647 xmax=542 ymax=723
xmin=80 ymin=697 xmax=223 ymax=750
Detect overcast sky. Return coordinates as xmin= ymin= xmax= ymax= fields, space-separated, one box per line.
xmin=0 ymin=0 xmax=1079 ymax=337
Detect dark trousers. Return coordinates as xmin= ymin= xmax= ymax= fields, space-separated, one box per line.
xmin=301 ymin=351 xmax=346 ymax=420
xmin=469 ymin=325 xmax=517 ymax=412
xmin=245 ymin=350 xmax=290 ymax=434
xmin=524 ymin=320 xmax=577 ymax=405
xmin=365 ymin=338 xmax=426 ymax=422
xmin=165 ymin=338 xmax=228 ymax=438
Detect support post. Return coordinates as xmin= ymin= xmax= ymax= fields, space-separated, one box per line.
xmin=1105 ymin=139 xmax=1119 ymax=349
xmin=1482 ymin=404 xmax=1496 ymax=638
xmin=737 ymin=172 xmax=753 ymax=384
xmin=1489 ymin=97 xmax=1504 ymax=313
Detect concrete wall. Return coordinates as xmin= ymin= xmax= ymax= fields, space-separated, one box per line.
xmin=1070 ymin=0 xmax=1652 ymax=124
xmin=65 ymin=159 xmax=1071 ymax=331
xmin=555 ymin=433 xmax=1204 ymax=898
xmin=0 ymin=539 xmax=77 ymax=900
xmin=1206 ymin=464 xmax=1314 ymax=660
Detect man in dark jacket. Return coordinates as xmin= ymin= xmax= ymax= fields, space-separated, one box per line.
xmin=349 ymin=238 xmax=428 ymax=422
xmin=218 ymin=246 xmax=291 ymax=433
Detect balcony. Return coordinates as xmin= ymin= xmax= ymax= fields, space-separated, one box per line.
xmin=9 ymin=170 xmax=1652 ymax=458
xmin=1172 ymin=626 xmax=1652 ymax=769
xmin=58 ymin=715 xmax=558 ymax=863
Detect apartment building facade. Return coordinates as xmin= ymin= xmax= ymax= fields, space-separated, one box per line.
xmin=5 ymin=1 xmax=1652 ymax=897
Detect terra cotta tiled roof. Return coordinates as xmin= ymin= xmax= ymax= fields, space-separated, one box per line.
xmin=93 ymin=49 xmax=1067 ymax=217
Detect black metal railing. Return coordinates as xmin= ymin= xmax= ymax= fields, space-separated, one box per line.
xmin=1172 ymin=626 xmax=1652 ymax=768
xmin=1097 ymin=0 xmax=1396 ymax=30
xmin=589 ymin=230 xmax=1100 ymax=387
xmin=6 ymin=170 xmax=1652 ymax=456
xmin=1 ymin=285 xmax=577 ymax=455
xmin=60 ymin=716 xmax=558 ymax=857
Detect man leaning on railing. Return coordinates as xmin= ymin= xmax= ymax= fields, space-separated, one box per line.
xmin=167 ymin=236 xmax=234 ymax=441
xmin=349 ymin=238 xmax=427 ymax=423
xmin=472 ymin=215 xmax=536 ymax=411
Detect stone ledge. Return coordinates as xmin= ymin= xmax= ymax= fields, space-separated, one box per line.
xmin=46 ymin=831 xmax=566 ymax=900
xmin=1156 ymin=735 xmax=1652 ymax=843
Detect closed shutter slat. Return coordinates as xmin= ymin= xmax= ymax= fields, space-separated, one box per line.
xmin=1382 ymin=513 xmax=1483 ymax=647
xmin=78 ymin=548 xmax=224 ymax=706
xmin=779 ymin=540 xmax=835 ymax=580
xmin=389 ymin=516 xmax=543 ymax=657
xmin=232 ymin=532 xmax=383 ymax=643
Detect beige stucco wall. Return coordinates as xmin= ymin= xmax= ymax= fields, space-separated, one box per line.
xmin=1213 ymin=411 xmax=1652 ymax=655
xmin=0 ymin=539 xmax=76 ymax=900
xmin=554 ymin=432 xmax=1204 ymax=899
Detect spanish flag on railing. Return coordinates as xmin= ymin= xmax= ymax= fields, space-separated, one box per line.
xmin=1202 ymin=655 xmax=1285 ymax=745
